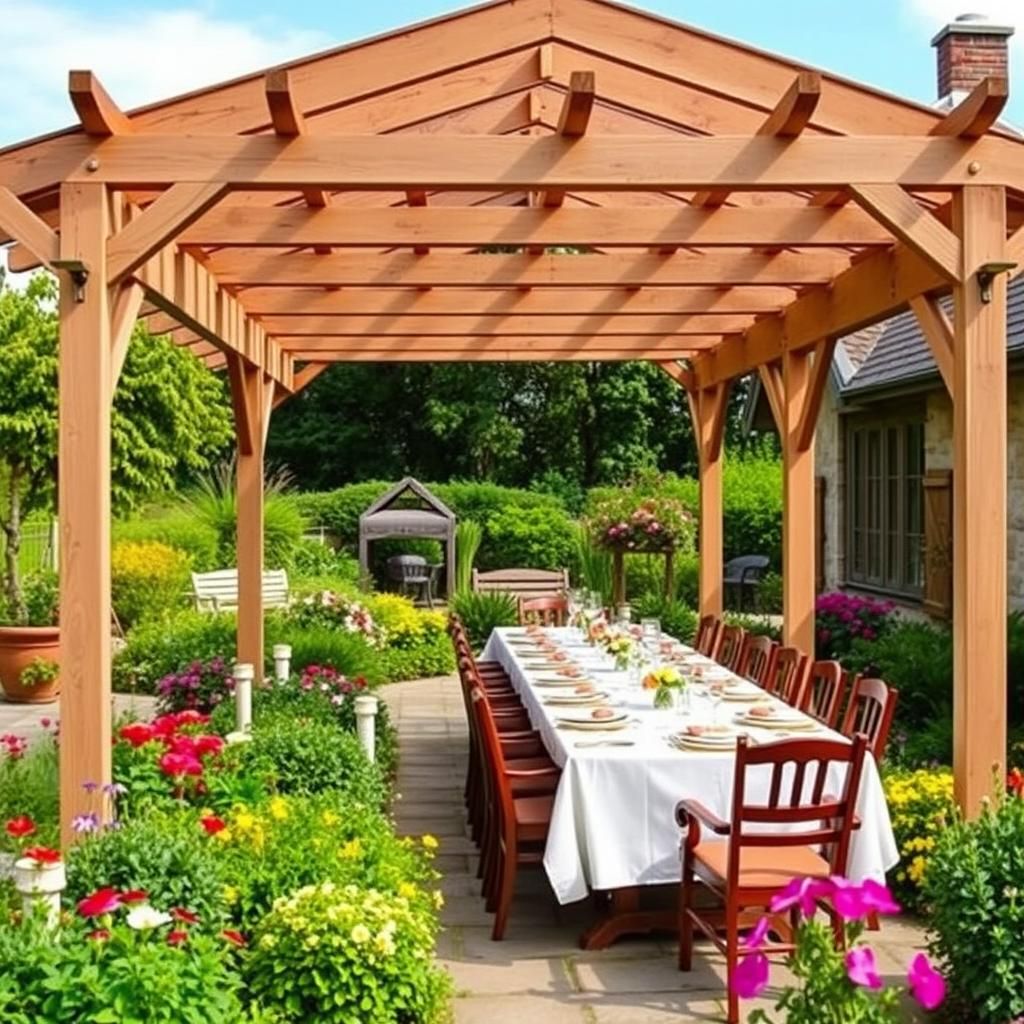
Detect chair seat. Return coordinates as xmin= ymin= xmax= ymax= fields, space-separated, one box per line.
xmin=694 ymin=841 xmax=830 ymax=891
xmin=514 ymin=794 xmax=555 ymax=840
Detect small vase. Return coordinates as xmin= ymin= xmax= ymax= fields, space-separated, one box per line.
xmin=653 ymin=684 xmax=674 ymax=710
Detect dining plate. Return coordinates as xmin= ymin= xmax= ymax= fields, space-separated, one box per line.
xmin=556 ymin=717 xmax=631 ymax=732
xmin=543 ymin=692 xmax=610 ymax=706
xmin=673 ymin=734 xmax=742 ymax=751
xmin=532 ymin=673 xmax=589 ymax=685
xmin=736 ymin=709 xmax=817 ymax=730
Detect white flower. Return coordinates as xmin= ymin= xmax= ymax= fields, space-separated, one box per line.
xmin=351 ymin=924 xmax=371 ymax=944
xmin=126 ymin=905 xmax=173 ymax=930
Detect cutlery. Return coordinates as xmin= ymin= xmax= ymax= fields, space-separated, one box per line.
xmin=574 ymin=739 xmax=636 ymax=748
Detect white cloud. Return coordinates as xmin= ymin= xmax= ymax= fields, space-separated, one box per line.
xmin=0 ymin=2 xmax=330 ymax=146
xmin=904 ymin=1 xmax=1022 ymax=57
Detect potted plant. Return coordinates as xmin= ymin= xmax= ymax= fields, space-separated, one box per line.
xmin=0 ymin=571 xmax=60 ymax=703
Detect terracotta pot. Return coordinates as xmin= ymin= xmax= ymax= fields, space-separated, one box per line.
xmin=0 ymin=626 xmax=61 ymax=704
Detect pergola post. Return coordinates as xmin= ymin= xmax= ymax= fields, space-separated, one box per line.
xmin=951 ymin=185 xmax=1008 ymax=813
xmin=57 ymin=182 xmax=113 ymax=844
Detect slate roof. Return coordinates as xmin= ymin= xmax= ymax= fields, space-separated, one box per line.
xmin=841 ymin=275 xmax=1024 ymax=397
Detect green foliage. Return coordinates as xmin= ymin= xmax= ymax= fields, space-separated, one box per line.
xmin=925 ymin=791 xmax=1024 ymax=1024
xmin=723 ymin=612 xmax=782 ymax=642
xmin=111 ymin=540 xmax=192 ymax=628
xmin=288 ymin=538 xmax=361 ymax=585
xmin=114 ymin=510 xmax=221 ymax=572
xmin=573 ymin=523 xmax=614 ymax=605
xmin=247 ymin=881 xmax=449 ymax=1024
xmin=66 ymin=809 xmax=230 ymax=926
xmin=673 ymin=552 xmax=699 ymax=607
xmin=755 ymin=570 xmax=783 ymax=614
xmin=0 ymin=734 xmax=58 ymax=852
xmin=451 ymin=590 xmax=519 ymax=650
xmin=18 ymin=656 xmax=58 ymax=689
xmin=455 ymin=519 xmax=483 ymax=594
xmin=630 ymin=593 xmax=697 ymax=645
xmin=265 ymin=622 xmax=382 ymax=683
xmin=482 ymin=504 xmax=577 ymax=572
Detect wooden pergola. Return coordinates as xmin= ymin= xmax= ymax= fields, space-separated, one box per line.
xmin=0 ymin=0 xmax=1020 ymax=842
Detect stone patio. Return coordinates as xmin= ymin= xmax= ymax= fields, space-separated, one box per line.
xmin=384 ymin=674 xmax=928 ymax=1024
xmin=0 ymin=692 xmax=157 ymax=737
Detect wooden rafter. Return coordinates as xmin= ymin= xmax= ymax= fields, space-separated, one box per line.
xmin=69 ymin=70 xmax=132 ymax=135
xmin=265 ymin=70 xmax=329 ymax=210
xmin=279 ymin=345 xmax=712 ymax=363
xmin=932 ymin=76 xmax=1009 ymax=139
xmin=276 ymin=334 xmax=725 ymax=353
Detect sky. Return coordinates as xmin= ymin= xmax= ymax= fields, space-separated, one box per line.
xmin=0 ymin=0 xmax=1021 ymax=148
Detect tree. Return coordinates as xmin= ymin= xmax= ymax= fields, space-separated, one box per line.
xmin=0 ymin=272 xmax=233 ymax=622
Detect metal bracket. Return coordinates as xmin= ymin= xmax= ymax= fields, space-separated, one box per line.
xmin=977 ymin=260 xmax=1017 ymax=304
xmin=52 ymin=258 xmax=91 ymax=302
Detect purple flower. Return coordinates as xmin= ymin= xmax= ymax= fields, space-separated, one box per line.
xmin=845 ymin=946 xmax=883 ymax=990
xmin=72 ymin=812 xmax=100 ymax=834
xmin=907 ymin=953 xmax=946 ymax=1010
xmin=733 ymin=951 xmax=770 ymax=999
xmin=769 ymin=876 xmax=832 ymax=918
xmin=81 ymin=781 xmax=99 ymax=794
xmin=742 ymin=916 xmax=770 ymax=950
xmin=102 ymin=782 xmax=128 ymax=797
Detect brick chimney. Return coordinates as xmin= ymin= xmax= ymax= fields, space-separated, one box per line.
xmin=932 ymin=13 xmax=1014 ymax=103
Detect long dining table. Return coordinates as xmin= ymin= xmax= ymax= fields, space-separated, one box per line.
xmin=480 ymin=625 xmax=899 ymax=949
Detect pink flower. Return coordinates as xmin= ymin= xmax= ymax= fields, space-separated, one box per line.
xmin=172 ymin=908 xmax=199 ymax=924
xmin=743 ymin=916 xmax=771 ymax=950
xmin=907 ymin=953 xmax=946 ymax=1011
xmin=858 ymin=879 xmax=901 ymax=916
xmin=829 ymin=877 xmax=901 ymax=922
xmin=118 ymin=722 xmax=156 ymax=748
xmin=769 ymin=876 xmax=833 ymax=918
xmin=845 ymin=946 xmax=882 ymax=989
xmin=121 ymin=889 xmax=148 ymax=904
xmin=77 ymin=887 xmax=122 ymax=917
xmin=733 ymin=951 xmax=770 ymax=999
xmin=159 ymin=751 xmax=203 ymax=777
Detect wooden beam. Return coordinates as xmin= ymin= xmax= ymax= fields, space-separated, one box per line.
xmin=237 ymin=285 xmax=796 ymax=317
xmin=758 ymin=362 xmax=784 ymax=431
xmin=57 ymin=181 xmax=112 ymax=846
xmin=274 ymin=362 xmax=331 ymax=406
xmin=107 ymin=182 xmax=229 ymax=283
xmin=265 ymin=69 xmax=330 ymax=213
xmin=932 ymin=76 xmax=1009 ymax=139
xmin=0 ymin=186 xmax=59 ymax=268
xmin=109 ymin=281 xmax=145 ymax=389
xmin=795 ymin=336 xmax=837 ymax=452
xmin=277 ymin=334 xmax=724 ymax=353
xmin=909 ymin=294 xmax=954 ymax=396
xmin=534 ymin=71 xmax=595 ymax=218
xmin=179 ymin=204 xmax=895 ymax=249
xmin=690 ymin=72 xmax=821 ymax=210
xmin=1008 ymin=223 xmax=1024 ymax=272
xmin=952 ymin=185 xmax=1008 ymax=814
xmin=57 ymin=134 xmax=1024 ymax=193
xmin=207 ymin=250 xmax=851 ymax=288
xmin=849 ymin=184 xmax=961 ymax=281
xmin=281 ymin=346 xmax=711 ymax=363
xmin=68 ymin=70 xmax=132 ymax=135
xmin=656 ymin=360 xmax=694 ymax=392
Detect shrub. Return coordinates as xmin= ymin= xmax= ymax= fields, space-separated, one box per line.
xmin=111 ymin=540 xmax=192 ymax=629
xmin=882 ymin=767 xmax=956 ymax=912
xmin=366 ymin=594 xmax=455 ymax=680
xmin=587 ymin=473 xmax=696 ymax=555
xmin=723 ymin=612 xmax=781 ymax=642
xmin=451 ymin=590 xmax=518 ymax=650
xmin=288 ymin=537 xmax=361 ymax=585
xmin=755 ymin=570 xmax=783 ymax=614
xmin=815 ymin=592 xmax=896 ymax=660
xmin=265 ymin=622 xmax=382 ymax=683
xmin=482 ymin=504 xmax=577 ymax=572
xmin=673 ymin=552 xmax=699 ymax=607
xmin=0 ymin=733 xmax=58 ymax=851
xmin=925 ymin=789 xmax=1024 ymax=1024
xmin=631 ymin=593 xmax=697 ymax=645
xmin=18 ymin=570 xmax=59 ymax=626
xmin=285 ymin=591 xmax=382 ymax=646
xmin=114 ymin=510 xmax=221 ymax=572
xmin=247 ymin=881 xmax=450 ymax=1024
xmin=155 ymin=656 xmax=236 ymax=714
xmin=573 ymin=523 xmax=614 ymax=606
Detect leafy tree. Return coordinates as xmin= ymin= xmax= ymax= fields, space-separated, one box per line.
xmin=0 ymin=272 xmax=232 ymax=622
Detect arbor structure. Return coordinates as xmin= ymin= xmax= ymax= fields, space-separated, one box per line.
xmin=0 ymin=0 xmax=1020 ymax=840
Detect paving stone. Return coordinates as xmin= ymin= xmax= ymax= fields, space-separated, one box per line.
xmin=444 ymin=956 xmax=575 ymax=996
xmin=451 ymin=994 xmax=589 ymax=1024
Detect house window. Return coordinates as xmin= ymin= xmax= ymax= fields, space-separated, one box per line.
xmin=845 ymin=418 xmax=925 ymax=598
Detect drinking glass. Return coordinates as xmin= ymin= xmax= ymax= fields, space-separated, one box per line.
xmin=708 ymin=682 xmax=724 ymax=726
xmin=616 ymin=603 xmax=632 ymax=626
xmin=640 ymin=617 xmax=661 ymax=653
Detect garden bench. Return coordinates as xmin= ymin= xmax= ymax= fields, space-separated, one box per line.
xmin=191 ymin=568 xmax=291 ymax=612
xmin=471 ymin=568 xmax=569 ymax=601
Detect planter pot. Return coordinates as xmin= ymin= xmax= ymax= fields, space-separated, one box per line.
xmin=0 ymin=626 xmax=61 ymax=704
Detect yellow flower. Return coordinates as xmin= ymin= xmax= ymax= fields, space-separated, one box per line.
xmin=398 ymin=882 xmax=417 ymax=901
xmin=340 ymin=839 xmax=363 ymax=859
xmin=269 ymin=797 xmax=290 ymax=821
xmin=235 ymin=810 xmax=257 ymax=833
xmin=322 ymin=810 xmax=340 ymax=827
xmin=433 ymin=890 xmax=445 ymax=910
xmin=213 ymin=827 xmax=233 ymax=843
xmin=223 ymin=885 xmax=239 ymax=905
xmin=421 ymin=834 xmax=439 ymax=851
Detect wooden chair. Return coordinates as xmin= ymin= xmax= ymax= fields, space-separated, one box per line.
xmin=801 ymin=661 xmax=847 ymax=729
xmin=840 ymin=677 xmax=898 ymax=762
xmin=695 ymin=615 xmax=720 ymax=657
xmin=472 ymin=686 xmax=559 ymax=939
xmin=739 ymin=635 xmax=776 ymax=687
xmin=518 ymin=595 xmax=569 ymax=627
xmin=714 ymin=624 xmax=747 ymax=672
xmin=677 ymin=734 xmax=869 ymax=1024
xmin=763 ymin=646 xmax=809 ymax=707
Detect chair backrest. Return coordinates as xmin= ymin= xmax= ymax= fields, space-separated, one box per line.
xmin=472 ymin=567 xmax=569 ymax=599
xmin=727 ymin=734 xmax=869 ymax=882
xmin=519 ymin=595 xmax=569 ymax=627
xmin=724 ymin=555 xmax=770 ymax=580
xmin=387 ymin=554 xmax=428 ymax=582
xmin=801 ymin=660 xmax=847 ymax=729
xmin=764 ymin=646 xmax=809 ymax=707
xmin=695 ymin=615 xmax=720 ymax=657
xmin=840 ymin=677 xmax=898 ymax=761
xmin=191 ymin=568 xmax=289 ymax=611
xmin=740 ymin=635 xmax=776 ymax=687
xmin=714 ymin=624 xmax=747 ymax=672
xmin=468 ymin=681 xmax=518 ymax=847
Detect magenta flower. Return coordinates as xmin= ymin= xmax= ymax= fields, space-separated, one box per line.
xmin=858 ymin=879 xmax=901 ymax=916
xmin=733 ymin=951 xmax=770 ymax=999
xmin=829 ymin=877 xmax=901 ymax=922
xmin=769 ymin=876 xmax=832 ymax=918
xmin=845 ymin=946 xmax=883 ymax=989
xmin=743 ymin=916 xmax=770 ymax=950
xmin=907 ymin=953 xmax=946 ymax=1011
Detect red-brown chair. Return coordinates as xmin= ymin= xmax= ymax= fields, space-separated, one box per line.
xmin=840 ymin=677 xmax=898 ymax=762
xmin=714 ymin=624 xmax=747 ymax=673
xmin=695 ymin=615 xmax=720 ymax=657
xmin=739 ymin=635 xmax=776 ymax=688
xmin=763 ymin=646 xmax=809 ymax=707
xmin=471 ymin=686 xmax=559 ymax=939
xmin=677 ymin=734 xmax=869 ymax=1024
xmin=801 ymin=660 xmax=847 ymax=729
xmin=518 ymin=595 xmax=569 ymax=627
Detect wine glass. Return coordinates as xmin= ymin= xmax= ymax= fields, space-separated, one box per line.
xmin=708 ymin=681 xmax=724 ymax=726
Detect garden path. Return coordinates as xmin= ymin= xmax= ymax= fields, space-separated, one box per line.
xmin=384 ymin=675 xmax=929 ymax=1024
xmin=0 ymin=693 xmax=156 ymax=738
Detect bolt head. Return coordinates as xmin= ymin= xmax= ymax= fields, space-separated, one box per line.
xmin=85 ymin=157 xmax=99 ymax=172
xmin=968 ymin=160 xmax=982 ymax=175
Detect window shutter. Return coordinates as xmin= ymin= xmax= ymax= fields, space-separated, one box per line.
xmin=815 ymin=476 xmax=826 ymax=593
xmin=923 ymin=469 xmax=953 ymax=619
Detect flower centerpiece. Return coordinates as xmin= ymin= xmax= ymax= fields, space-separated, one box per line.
xmin=642 ymin=665 xmax=684 ymax=709
xmin=599 ymin=628 xmax=634 ymax=671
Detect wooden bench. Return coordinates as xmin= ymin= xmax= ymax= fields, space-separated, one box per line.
xmin=192 ymin=569 xmax=291 ymax=613
xmin=471 ymin=568 xmax=569 ymax=601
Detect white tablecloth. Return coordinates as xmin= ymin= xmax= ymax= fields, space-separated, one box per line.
xmin=480 ymin=627 xmax=898 ymax=905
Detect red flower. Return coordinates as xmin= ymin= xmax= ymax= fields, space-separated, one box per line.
xmin=1008 ymin=767 xmax=1024 ymax=797
xmin=221 ymin=929 xmax=246 ymax=947
xmin=150 ymin=714 xmax=182 ymax=738
xmin=5 ymin=816 xmax=36 ymax=839
xmin=167 ymin=929 xmax=189 ymax=946
xmin=174 ymin=710 xmax=210 ymax=727
xmin=159 ymin=751 xmax=203 ymax=777
xmin=121 ymin=889 xmax=148 ymax=904
xmin=200 ymin=815 xmax=226 ymax=836
xmin=118 ymin=722 xmax=156 ymax=748
xmin=172 ymin=907 xmax=199 ymax=924
xmin=22 ymin=846 xmax=62 ymax=865
xmin=77 ymin=887 xmax=122 ymax=917
xmin=193 ymin=734 xmax=224 ymax=757
xmin=166 ymin=734 xmax=199 ymax=756
xmin=86 ymin=928 xmax=111 ymax=942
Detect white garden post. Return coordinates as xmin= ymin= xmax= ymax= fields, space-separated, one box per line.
xmin=272 ymin=644 xmax=292 ymax=682
xmin=354 ymin=695 xmax=379 ymax=763
xmin=13 ymin=857 xmax=65 ymax=929
xmin=233 ymin=662 xmax=254 ymax=733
